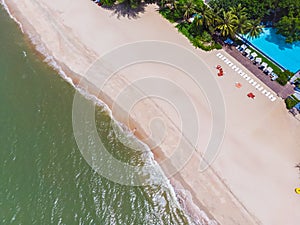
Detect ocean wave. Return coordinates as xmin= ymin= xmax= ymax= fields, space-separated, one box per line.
xmin=1 ymin=0 xmax=24 ymax=33
xmin=1 ymin=3 xmax=216 ymax=223
xmin=1 ymin=0 xmax=76 ymax=88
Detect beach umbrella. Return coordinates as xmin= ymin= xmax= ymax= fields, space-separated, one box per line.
xmin=255 ymin=57 xmax=262 ymax=64
xmin=235 ymin=82 xmax=242 ymax=88
xmin=224 ymin=38 xmax=234 ymax=45
xmin=247 ymin=92 xmax=255 ymax=99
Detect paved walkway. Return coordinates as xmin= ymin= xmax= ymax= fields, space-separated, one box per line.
xmin=224 ymin=45 xmax=294 ymax=99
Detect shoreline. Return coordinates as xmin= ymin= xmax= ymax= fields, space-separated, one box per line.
xmin=3 ymin=1 xmax=300 ymax=224
xmin=0 ymin=2 xmax=215 ymax=223
xmin=0 ymin=1 xmax=266 ymax=224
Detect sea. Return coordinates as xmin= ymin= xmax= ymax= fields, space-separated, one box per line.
xmin=0 ymin=3 xmax=200 ymax=225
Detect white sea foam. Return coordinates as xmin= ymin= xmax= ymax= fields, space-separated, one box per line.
xmin=1 ymin=0 xmax=24 ymax=33
xmin=1 ymin=3 xmax=214 ymax=223
xmin=1 ymin=0 xmax=75 ymax=88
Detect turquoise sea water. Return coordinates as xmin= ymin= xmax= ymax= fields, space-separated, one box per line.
xmin=243 ymin=28 xmax=300 ymax=73
xmin=0 ymin=5 xmax=192 ymax=224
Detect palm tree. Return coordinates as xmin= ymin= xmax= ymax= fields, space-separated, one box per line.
xmin=229 ymin=4 xmax=250 ymax=35
xmin=182 ymin=0 xmax=196 ymax=20
xmin=216 ymin=10 xmax=238 ymax=38
xmin=229 ymin=3 xmax=247 ymax=19
xmin=246 ymin=19 xmax=264 ymax=39
xmin=235 ymin=14 xmax=251 ymax=35
xmin=196 ymin=3 xmax=214 ymax=31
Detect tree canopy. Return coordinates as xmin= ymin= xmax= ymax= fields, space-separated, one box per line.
xmin=100 ymin=0 xmax=300 ymax=43
xmin=209 ymin=0 xmax=300 ymax=42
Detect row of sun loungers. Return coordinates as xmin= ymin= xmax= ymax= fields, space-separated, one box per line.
xmin=216 ymin=52 xmax=277 ymax=102
xmin=235 ymin=44 xmax=278 ymax=81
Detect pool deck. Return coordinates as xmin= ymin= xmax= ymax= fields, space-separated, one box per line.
xmin=224 ymin=45 xmax=294 ymax=99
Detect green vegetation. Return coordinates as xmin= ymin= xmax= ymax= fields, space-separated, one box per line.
xmin=176 ymin=22 xmax=222 ymax=50
xmin=277 ymin=70 xmax=293 ymax=86
xmin=158 ymin=2 xmax=265 ymax=51
xmin=102 ymin=0 xmax=300 ymax=44
xmin=103 ymin=0 xmax=300 ymax=51
xmin=100 ymin=0 xmax=298 ymax=80
xmin=285 ymin=95 xmax=300 ymax=109
xmin=209 ymin=0 xmax=300 ymax=43
xmin=276 ymin=16 xmax=300 ymax=43
xmin=102 ymin=0 xmax=116 ymax=7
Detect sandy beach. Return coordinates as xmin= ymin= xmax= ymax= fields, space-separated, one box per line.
xmin=3 ymin=0 xmax=300 ymax=224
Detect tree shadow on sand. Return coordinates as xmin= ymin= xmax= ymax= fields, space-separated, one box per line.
xmin=102 ymin=2 xmax=149 ymax=19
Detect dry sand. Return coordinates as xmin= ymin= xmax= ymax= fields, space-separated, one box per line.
xmin=3 ymin=0 xmax=300 ymax=224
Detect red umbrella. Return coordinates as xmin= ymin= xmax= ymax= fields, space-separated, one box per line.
xmin=235 ymin=82 xmax=242 ymax=88
xmin=247 ymin=92 xmax=255 ymax=99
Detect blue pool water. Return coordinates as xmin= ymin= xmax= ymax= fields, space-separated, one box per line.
xmin=243 ymin=28 xmax=300 ymax=73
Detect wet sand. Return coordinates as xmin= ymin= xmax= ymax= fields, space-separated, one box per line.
xmin=3 ymin=0 xmax=300 ymax=224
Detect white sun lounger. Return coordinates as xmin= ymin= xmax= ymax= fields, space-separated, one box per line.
xmin=237 ymin=70 xmax=244 ymax=74
xmin=265 ymin=67 xmax=273 ymax=74
xmin=249 ymin=52 xmax=258 ymax=61
xmin=248 ymin=79 xmax=257 ymax=85
xmin=239 ymin=44 xmax=247 ymax=51
xmin=260 ymin=62 xmax=268 ymax=69
xmin=244 ymin=49 xmax=251 ymax=57
xmin=262 ymin=89 xmax=270 ymax=96
xmin=251 ymin=81 xmax=257 ymax=86
xmin=255 ymin=57 xmax=262 ymax=64
xmin=243 ymin=74 xmax=250 ymax=80
xmin=269 ymin=95 xmax=276 ymax=101
xmin=232 ymin=65 xmax=240 ymax=71
xmin=255 ymin=84 xmax=264 ymax=91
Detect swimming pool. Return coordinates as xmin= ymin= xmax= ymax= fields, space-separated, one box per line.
xmin=242 ymin=28 xmax=300 ymax=73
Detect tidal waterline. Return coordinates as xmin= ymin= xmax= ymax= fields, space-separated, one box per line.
xmin=0 ymin=5 xmax=192 ymax=224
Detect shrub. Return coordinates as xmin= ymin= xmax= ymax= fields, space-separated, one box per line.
xmin=199 ymin=31 xmax=212 ymax=42
xmin=277 ymin=70 xmax=293 ymax=85
xmin=102 ymin=0 xmax=116 ymax=6
xmin=159 ymin=7 xmax=184 ymax=23
xmin=214 ymin=43 xmax=223 ymax=49
xmin=176 ymin=22 xmax=220 ymax=51
xmin=176 ymin=22 xmax=193 ymax=38
xmin=285 ymin=96 xmax=299 ymax=109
